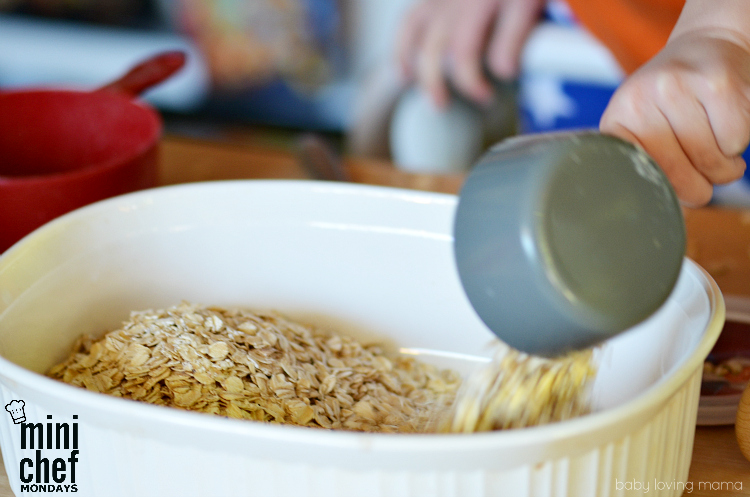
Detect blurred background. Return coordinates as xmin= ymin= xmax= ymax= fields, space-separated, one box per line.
xmin=1 ymin=0 xmax=746 ymax=202
xmin=0 ymin=0 xmax=417 ymax=139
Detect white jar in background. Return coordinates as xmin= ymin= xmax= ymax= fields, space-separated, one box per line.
xmin=390 ymin=88 xmax=484 ymax=174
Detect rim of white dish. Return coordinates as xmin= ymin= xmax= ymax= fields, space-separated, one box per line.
xmin=0 ymin=180 xmax=727 ymax=456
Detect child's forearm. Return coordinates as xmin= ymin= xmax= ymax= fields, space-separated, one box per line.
xmin=670 ymin=0 xmax=750 ymax=48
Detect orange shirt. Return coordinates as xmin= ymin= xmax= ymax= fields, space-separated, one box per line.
xmin=564 ymin=0 xmax=685 ymax=74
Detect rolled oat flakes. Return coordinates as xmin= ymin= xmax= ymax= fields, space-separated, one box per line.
xmin=47 ymin=302 xmax=460 ymax=433
xmin=48 ymin=302 xmax=596 ymax=434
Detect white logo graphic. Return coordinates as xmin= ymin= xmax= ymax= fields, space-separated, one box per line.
xmin=5 ymin=399 xmax=26 ymax=424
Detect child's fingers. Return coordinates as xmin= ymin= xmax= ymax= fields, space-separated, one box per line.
xmin=601 ymin=89 xmax=715 ymax=206
xmin=398 ymin=0 xmax=542 ymax=107
xmin=396 ymin=2 xmax=433 ymax=81
xmin=697 ymin=71 xmax=750 ymax=159
xmin=486 ymin=0 xmax=544 ymax=78
xmin=655 ymin=71 xmax=747 ymax=185
xmin=416 ymin=1 xmax=454 ymax=107
xmin=448 ymin=0 xmax=498 ymax=103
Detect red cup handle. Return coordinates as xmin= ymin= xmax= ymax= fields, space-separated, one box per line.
xmin=98 ymin=51 xmax=186 ymax=97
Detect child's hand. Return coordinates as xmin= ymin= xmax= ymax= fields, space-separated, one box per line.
xmin=396 ymin=0 xmax=544 ymax=108
xmin=601 ymin=11 xmax=750 ymax=206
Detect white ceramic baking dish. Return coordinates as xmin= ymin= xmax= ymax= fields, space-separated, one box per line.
xmin=0 ymin=181 xmax=724 ymax=497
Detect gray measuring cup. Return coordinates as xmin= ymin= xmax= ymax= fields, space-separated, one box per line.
xmin=453 ymin=131 xmax=686 ymax=356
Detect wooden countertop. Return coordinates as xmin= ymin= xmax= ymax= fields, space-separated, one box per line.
xmin=0 ymin=134 xmax=747 ymax=496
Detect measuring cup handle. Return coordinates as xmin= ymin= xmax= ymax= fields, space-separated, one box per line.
xmin=98 ymin=51 xmax=186 ymax=98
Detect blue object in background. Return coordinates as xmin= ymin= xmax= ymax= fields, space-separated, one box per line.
xmin=519 ymin=76 xmax=613 ymax=134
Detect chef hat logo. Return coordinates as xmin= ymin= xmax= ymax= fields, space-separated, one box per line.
xmin=5 ymin=400 xmax=25 ymax=424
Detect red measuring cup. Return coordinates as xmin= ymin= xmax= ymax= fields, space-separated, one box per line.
xmin=0 ymin=51 xmax=186 ymax=253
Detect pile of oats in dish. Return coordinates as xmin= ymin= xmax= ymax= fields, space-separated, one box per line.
xmin=48 ymin=302 xmax=597 ymax=434
xmin=443 ymin=345 xmax=596 ymax=433
xmin=47 ymin=302 xmax=460 ymax=433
